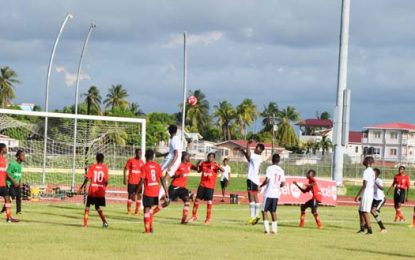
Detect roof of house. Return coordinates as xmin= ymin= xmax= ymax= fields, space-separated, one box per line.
xmin=349 ymin=131 xmax=363 ymax=143
xmin=296 ymin=119 xmax=333 ymax=128
xmin=365 ymin=122 xmax=415 ymax=131
xmin=216 ymin=140 xmax=284 ymax=150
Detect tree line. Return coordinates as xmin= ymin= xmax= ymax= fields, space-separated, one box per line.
xmin=1 ymin=66 xmax=332 ymax=152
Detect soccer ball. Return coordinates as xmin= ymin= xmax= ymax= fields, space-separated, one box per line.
xmin=187 ymin=95 xmax=198 ymax=106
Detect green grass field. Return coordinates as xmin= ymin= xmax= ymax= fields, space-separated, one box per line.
xmin=1 ymin=202 xmax=414 ymax=259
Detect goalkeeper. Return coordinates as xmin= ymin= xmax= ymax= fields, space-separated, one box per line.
xmin=1 ymin=150 xmax=25 ymax=215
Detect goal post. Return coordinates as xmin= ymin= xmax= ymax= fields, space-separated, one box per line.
xmin=0 ymin=108 xmax=146 ymax=194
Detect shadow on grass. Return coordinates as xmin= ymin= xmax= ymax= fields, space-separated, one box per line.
xmin=39 ymin=211 xmax=80 ymax=220
xmin=330 ymin=246 xmax=415 ymax=258
xmin=46 ymin=205 xmax=81 ymax=211
xmin=23 ymin=219 xmax=80 ymax=228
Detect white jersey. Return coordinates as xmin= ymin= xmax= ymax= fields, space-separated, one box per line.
xmin=263 ymin=165 xmax=286 ymax=199
xmin=247 ymin=153 xmax=262 ymax=185
xmin=162 ymin=135 xmax=183 ymax=172
xmin=362 ymin=167 xmax=375 ymax=199
xmin=220 ymin=165 xmax=231 ymax=181
xmin=374 ymin=178 xmax=385 ymax=201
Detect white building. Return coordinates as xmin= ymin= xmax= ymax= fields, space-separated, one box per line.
xmin=362 ymin=122 xmax=415 ymax=163
xmin=345 ymin=131 xmax=363 ymax=163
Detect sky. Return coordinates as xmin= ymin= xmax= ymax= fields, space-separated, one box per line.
xmin=1 ymin=0 xmax=415 ymax=132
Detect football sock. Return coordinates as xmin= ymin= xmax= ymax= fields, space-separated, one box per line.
xmin=271 ymin=221 xmax=277 ymax=233
xmin=144 ymin=210 xmax=151 ymax=233
xmin=394 ymin=210 xmax=399 ymax=221
xmin=83 ymin=208 xmax=89 ymax=226
xmin=249 ymin=202 xmax=255 ymax=218
xmin=135 ymin=200 xmax=141 ymax=214
xmin=255 ymin=203 xmax=261 ymax=217
xmin=206 ymin=201 xmax=213 ymax=221
xmin=153 ymin=205 xmax=162 ymax=215
xmin=149 ymin=209 xmax=154 ymax=230
xmin=5 ymin=203 xmax=11 ymax=220
xmin=367 ymin=227 xmax=373 ymax=234
xmin=313 ymin=213 xmax=322 ymax=227
xmin=97 ymin=209 xmax=107 ymax=224
xmin=374 ymin=214 xmax=385 ymax=230
xmin=263 ymin=220 xmax=269 ymax=233
xmin=300 ymin=211 xmax=306 ymax=226
xmin=192 ymin=201 xmax=200 ymax=218
xmin=182 ymin=202 xmax=190 ymax=223
xmin=397 ymin=207 xmax=403 ymax=219
xmin=127 ymin=199 xmax=132 ymax=213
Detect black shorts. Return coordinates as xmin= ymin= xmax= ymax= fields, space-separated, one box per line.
xmin=302 ymin=199 xmax=320 ymax=214
xmin=372 ymin=199 xmax=385 ymax=211
xmin=247 ymin=179 xmax=259 ymax=192
xmin=263 ymin=197 xmax=278 ymax=212
xmin=143 ymin=195 xmax=159 ymax=208
xmin=220 ymin=179 xmax=229 ymax=189
xmin=8 ymin=186 xmax=21 ymax=199
xmin=0 ymin=186 xmax=9 ymax=197
xmin=196 ymin=186 xmax=214 ymax=201
xmin=394 ymin=189 xmax=406 ymax=206
xmin=168 ymin=185 xmax=189 ymax=202
xmin=127 ymin=184 xmax=140 ymax=196
xmin=86 ymin=196 xmax=106 ymax=207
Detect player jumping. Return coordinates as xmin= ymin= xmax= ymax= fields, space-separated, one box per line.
xmin=371 ymin=168 xmax=387 ymax=232
xmin=387 ymin=165 xmax=410 ymax=222
xmin=138 ymin=149 xmax=169 ymax=233
xmin=260 ymin=154 xmax=285 ymax=234
xmin=0 ymin=143 xmax=19 ymax=223
xmin=188 ymin=152 xmax=223 ymax=225
xmin=79 ymin=153 xmax=109 ymax=228
xmin=293 ymin=169 xmax=323 ymax=229
xmin=123 ymin=148 xmax=144 ymax=215
xmin=354 ymin=156 xmax=375 ymax=234
xmin=239 ymin=140 xmax=265 ymax=225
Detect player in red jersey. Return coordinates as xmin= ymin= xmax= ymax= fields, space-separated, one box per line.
xmin=123 ymin=148 xmax=144 ymax=215
xmin=293 ymin=169 xmax=323 ymax=229
xmin=188 ymin=153 xmax=223 ymax=225
xmin=0 ymin=143 xmax=18 ymax=223
xmin=138 ymin=149 xmax=168 ymax=233
xmin=387 ymin=166 xmax=410 ymax=222
xmin=79 ymin=153 xmax=109 ymax=228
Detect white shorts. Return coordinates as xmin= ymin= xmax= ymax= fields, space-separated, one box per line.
xmin=162 ymin=158 xmax=181 ymax=177
xmin=359 ymin=195 xmax=373 ymax=213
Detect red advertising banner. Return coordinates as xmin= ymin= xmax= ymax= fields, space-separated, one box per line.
xmin=258 ymin=176 xmax=337 ymax=206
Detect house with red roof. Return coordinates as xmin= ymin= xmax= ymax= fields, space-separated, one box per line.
xmin=345 ymin=131 xmax=364 ymax=163
xmin=362 ymin=122 xmax=415 ymax=163
xmin=215 ymin=140 xmax=290 ymax=162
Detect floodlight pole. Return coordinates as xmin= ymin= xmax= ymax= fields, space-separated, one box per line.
xmin=42 ymin=13 xmax=73 ymax=184
xmin=71 ymin=24 xmax=96 ymax=192
xmin=181 ymin=32 xmax=188 ymax=143
xmin=332 ymin=0 xmax=351 ymax=186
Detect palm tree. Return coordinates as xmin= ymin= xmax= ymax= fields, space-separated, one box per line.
xmin=320 ymin=136 xmax=333 ymax=156
xmin=0 ymin=66 xmax=21 ymax=108
xmin=213 ymin=101 xmax=235 ymax=141
xmin=185 ymin=89 xmax=209 ymax=132
xmin=104 ymin=84 xmax=129 ymax=111
xmin=278 ymin=106 xmax=300 ymax=123
xmin=261 ymin=102 xmax=279 ymax=132
xmin=276 ymin=118 xmax=299 ymax=148
xmin=83 ymin=86 xmax=102 ymax=115
xmin=236 ymin=99 xmax=258 ymax=139
xmin=129 ymin=102 xmax=144 ymax=116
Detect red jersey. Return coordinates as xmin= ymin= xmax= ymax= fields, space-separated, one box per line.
xmin=0 ymin=156 xmax=7 ymax=187
xmin=125 ymin=158 xmax=144 ymax=184
xmin=141 ymin=161 xmax=163 ymax=197
xmin=199 ymin=161 xmax=220 ymax=189
xmin=171 ymin=162 xmax=192 ymax=188
xmin=394 ymin=174 xmax=410 ymax=189
xmin=305 ymin=177 xmax=322 ymax=202
xmin=86 ymin=163 xmax=109 ymax=198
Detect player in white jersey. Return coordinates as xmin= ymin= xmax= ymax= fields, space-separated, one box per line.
xmin=238 ymin=140 xmax=265 ymax=225
xmin=354 ymin=156 xmax=375 ymax=234
xmin=371 ymin=168 xmax=386 ymax=233
xmin=160 ymin=125 xmax=183 ymax=176
xmin=220 ymin=158 xmax=231 ymax=202
xmin=259 ymin=154 xmax=285 ymax=234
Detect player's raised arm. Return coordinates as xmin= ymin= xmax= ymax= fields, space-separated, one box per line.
xmin=293 ymin=181 xmax=306 ymax=193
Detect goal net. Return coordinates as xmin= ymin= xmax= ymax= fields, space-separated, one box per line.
xmin=0 ymin=109 xmax=146 ymax=202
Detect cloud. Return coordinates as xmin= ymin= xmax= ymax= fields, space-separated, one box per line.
xmin=164 ymin=31 xmax=224 ymax=47
xmin=56 ymin=66 xmax=90 ymax=87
